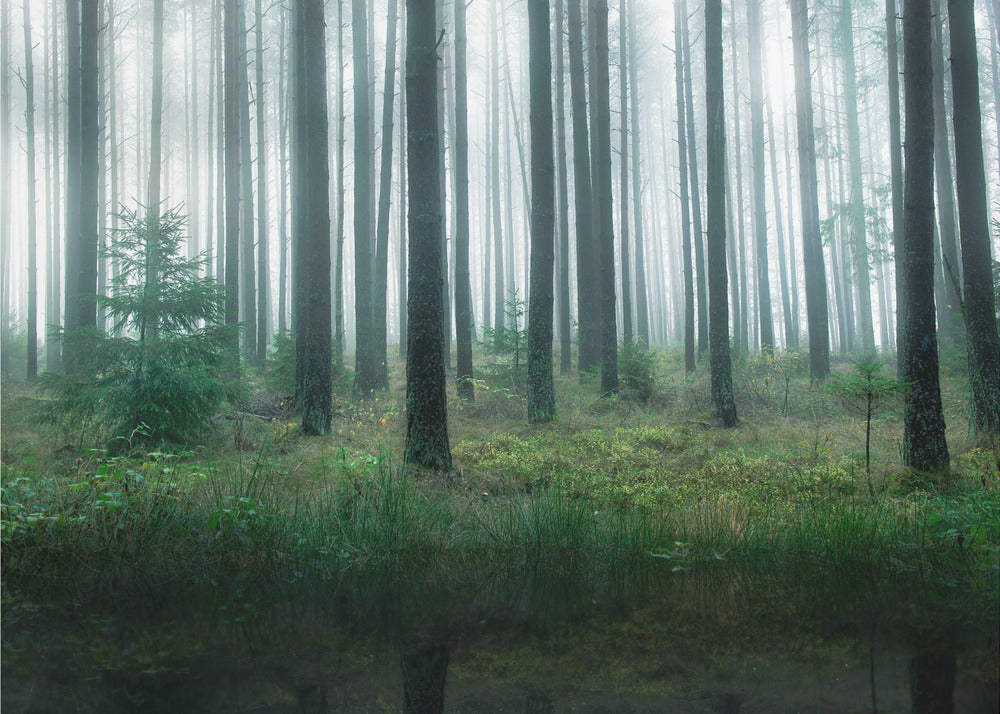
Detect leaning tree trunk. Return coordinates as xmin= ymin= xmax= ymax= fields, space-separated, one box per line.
xmin=404 ymin=0 xmax=451 ymax=472
xmin=948 ymin=0 xmax=1000 ymax=439
xmin=900 ymin=0 xmax=949 ymax=476
xmin=526 ymin=0 xmax=555 ymax=423
xmin=790 ymin=0 xmax=830 ymax=380
xmin=705 ymin=0 xmax=736 ymax=427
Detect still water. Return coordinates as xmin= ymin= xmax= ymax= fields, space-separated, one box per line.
xmin=3 ymin=565 xmax=997 ymax=712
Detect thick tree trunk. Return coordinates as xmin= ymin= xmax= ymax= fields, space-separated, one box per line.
xmin=568 ymin=0 xmax=598 ymax=373
xmin=790 ymin=0 xmax=830 ymax=380
xmin=674 ymin=0 xmax=695 ymax=374
xmin=948 ymin=0 xmax=1000 ymax=438
xmin=705 ymin=0 xmax=736 ymax=427
xmin=901 ymin=0 xmax=949 ymax=476
xmin=374 ymin=0 xmax=400 ymax=391
xmin=293 ymin=0 xmax=332 ymax=435
xmin=454 ymin=0 xmax=473 ymax=400
xmin=527 ymin=0 xmax=555 ymax=423
xmin=404 ymin=0 xmax=451 ymax=472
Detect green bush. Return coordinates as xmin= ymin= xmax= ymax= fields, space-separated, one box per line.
xmin=618 ymin=341 xmax=659 ymax=404
xmin=44 ymin=207 xmax=242 ymax=449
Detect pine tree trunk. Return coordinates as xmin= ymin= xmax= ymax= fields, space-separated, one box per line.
xmin=618 ymin=0 xmax=632 ymax=346
xmin=887 ymin=0 xmax=905 ymax=370
xmin=62 ymin=0 xmax=81 ymax=369
xmin=948 ymin=0 xmax=1000 ymax=438
xmin=189 ymin=0 xmax=200 ymax=263
xmin=489 ymin=6 xmax=505 ymax=334
xmin=77 ymin=0 xmax=98 ymax=335
xmin=404 ymin=0 xmax=451 ymax=472
xmin=705 ymin=0 xmax=736 ymax=427
xmin=0 ymin=0 xmax=10 ymax=356
xmin=901 ymin=0 xmax=949 ymax=476
xmin=766 ymin=81 xmax=794 ymax=350
xmin=628 ymin=3 xmax=649 ymax=346
xmin=397 ymin=24 xmax=407 ymax=358
xmin=674 ymin=0 xmax=695 ymax=374
xmin=454 ymin=0 xmax=474 ymax=400
xmin=728 ymin=0 xmax=747 ymax=354
xmin=527 ymin=0 xmax=555 ymax=422
xmin=555 ymin=0 xmax=572 ymax=371
xmin=254 ymin=0 xmax=270 ymax=363
xmin=237 ymin=2 xmax=257 ymax=363
xmin=46 ymin=0 xmax=62 ymax=372
xmin=568 ymin=0 xmax=598 ymax=373
xmin=24 ymin=0 xmax=38 ymax=378
xmin=372 ymin=0 xmax=399 ymax=391
xmin=790 ymin=0 xmax=830 ymax=380
xmin=223 ymin=0 xmax=240 ymax=355
xmin=334 ymin=0 xmax=346 ymax=369
xmin=276 ymin=5 xmax=288 ymax=334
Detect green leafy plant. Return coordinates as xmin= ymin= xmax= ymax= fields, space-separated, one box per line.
xmin=44 ymin=207 xmax=242 ymax=449
xmin=481 ymin=289 xmax=527 ymax=367
xmin=826 ymin=360 xmax=906 ymax=493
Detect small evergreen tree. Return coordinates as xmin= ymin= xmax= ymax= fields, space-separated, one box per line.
xmin=46 ymin=208 xmax=241 ymax=449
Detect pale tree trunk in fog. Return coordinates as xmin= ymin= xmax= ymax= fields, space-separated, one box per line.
xmin=237 ymin=2 xmax=257 ymax=363
xmin=454 ymin=0 xmax=474 ymax=400
xmin=46 ymin=0 xmax=62 ymax=372
xmin=24 ymin=0 xmax=38 ymax=378
xmin=747 ymin=0 xmax=774 ymax=354
xmin=224 ymin=0 xmax=240 ymax=355
xmin=628 ymin=3 xmax=649 ymax=346
xmin=293 ymin=0 xmax=332 ymax=435
xmin=526 ymin=0 xmax=555 ymax=422
xmin=765 ymin=77 xmax=794 ymax=350
xmin=277 ymin=5 xmax=288 ymax=334
xmin=790 ymin=0 xmax=830 ymax=380
xmin=681 ymin=0 xmax=706 ymax=360
xmin=590 ymin=0 xmax=618 ymax=397
xmin=75 ymin=0 xmax=99 ymax=342
xmin=930 ymin=0 xmax=961 ymax=348
xmin=334 ymin=0 xmax=346 ymax=370
xmin=568 ymin=0 xmax=597 ymax=373
xmin=62 ymin=0 xmax=81 ymax=369
xmin=705 ymin=0 xmax=736 ymax=427
xmin=840 ymin=0 xmax=876 ymax=355
xmin=216 ymin=0 xmax=226 ymax=284
xmin=404 ymin=0 xmax=451 ymax=472
xmin=886 ymin=0 xmax=905 ymax=371
xmin=901 ymin=0 xmax=949 ymax=476
xmin=189 ymin=0 xmax=200 ymax=263
xmin=374 ymin=0 xmax=399 ymax=392
xmin=555 ymin=0 xmax=572 ymax=371
xmin=148 ymin=0 xmax=164 ymax=220
xmin=490 ymin=5 xmax=505 ymax=334
xmin=0 ymin=0 xmax=10 ymax=355
xmin=728 ymin=0 xmax=747 ymax=354
xmin=948 ymin=0 xmax=1000 ymax=438
xmin=619 ymin=0 xmax=632 ymax=346
xmin=397 ymin=13 xmax=407 ymax=359
xmin=254 ymin=0 xmax=269 ymax=363
xmin=353 ymin=0 xmax=377 ymax=394
xmin=674 ymin=0 xmax=694 ymax=373
xmin=988 ymin=1 xmax=1000 ymax=183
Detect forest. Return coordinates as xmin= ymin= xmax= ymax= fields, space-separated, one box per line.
xmin=1 ymin=0 xmax=999 ymax=711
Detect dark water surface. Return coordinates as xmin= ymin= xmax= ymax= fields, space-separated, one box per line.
xmin=3 ymin=566 xmax=997 ymax=712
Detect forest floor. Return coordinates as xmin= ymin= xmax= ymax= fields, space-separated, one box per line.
xmin=1 ymin=347 xmax=998 ymax=599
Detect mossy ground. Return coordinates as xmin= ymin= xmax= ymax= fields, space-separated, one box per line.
xmin=1 ymin=347 xmax=998 ymax=596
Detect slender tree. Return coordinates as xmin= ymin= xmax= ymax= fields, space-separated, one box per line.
xmin=555 ymin=0 xmax=572 ymax=371
xmin=619 ymin=0 xmax=633 ymax=345
xmin=705 ymin=0 xmax=736 ymax=427
xmin=354 ymin=0 xmax=377 ymax=394
xmin=675 ymin=0 xmax=695 ymax=373
xmin=568 ymin=0 xmax=598 ymax=373
xmin=628 ymin=3 xmax=649 ymax=345
xmin=24 ymin=0 xmax=38 ymax=378
xmin=0 ymin=0 xmax=10 ymax=349
xmin=590 ymin=0 xmax=618 ymax=396
xmin=454 ymin=0 xmax=474 ymax=400
xmin=886 ymin=0 xmax=905 ymax=371
xmin=334 ymin=0 xmax=346 ymax=369
xmin=900 ymin=0 xmax=949 ymax=475
xmin=293 ymin=0 xmax=332 ymax=434
xmin=223 ymin=0 xmax=240 ymax=355
xmin=46 ymin=0 xmax=62 ymax=372
xmin=948 ymin=0 xmax=1000 ymax=438
xmin=404 ymin=0 xmax=451 ymax=471
xmin=254 ymin=0 xmax=270 ymax=363
xmin=237 ymin=1 xmax=256 ymax=362
xmin=527 ymin=0 xmax=555 ymax=422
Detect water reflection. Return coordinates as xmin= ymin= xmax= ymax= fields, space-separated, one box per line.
xmin=2 ymin=564 xmax=996 ymax=712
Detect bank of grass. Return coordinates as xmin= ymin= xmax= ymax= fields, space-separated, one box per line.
xmin=1 ymin=350 xmax=998 ymax=597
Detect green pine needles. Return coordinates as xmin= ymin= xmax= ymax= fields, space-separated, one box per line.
xmin=45 ymin=207 xmax=242 ymax=449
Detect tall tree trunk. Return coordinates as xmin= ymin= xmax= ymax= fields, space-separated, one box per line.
xmin=901 ymin=0 xmax=949 ymax=476
xmin=628 ymin=3 xmax=649 ymax=346
xmin=841 ymin=0 xmax=876 ymax=355
xmin=334 ymin=0 xmax=346 ymax=369
xmin=555 ymin=0 xmax=572 ymax=371
xmin=353 ymin=0 xmax=377 ymax=393
xmin=237 ymin=2 xmax=256 ymax=363
xmin=397 ymin=17 xmax=407 ymax=358
xmin=568 ymin=0 xmax=598 ymax=373
xmin=189 ymin=0 xmax=200 ymax=264
xmin=454 ymin=0 xmax=473 ymax=400
xmin=76 ymin=0 xmax=98 ymax=336
xmin=46 ymin=0 xmax=62 ymax=372
xmin=675 ymin=0 xmax=695 ymax=373
xmin=254 ymin=0 xmax=270 ymax=363
xmin=0 ymin=0 xmax=10 ymax=354
xmin=62 ymin=0 xmax=81 ymax=369
xmin=705 ymin=0 xmax=736 ymax=427
xmin=930 ymin=0 xmax=961 ymax=347
xmin=527 ymin=0 xmax=555 ymax=422
xmin=373 ymin=0 xmax=399 ymax=391
xmin=293 ymin=0 xmax=332 ymax=434
xmin=790 ymin=0 xmax=830 ymax=380
xmin=618 ymin=0 xmax=632 ymax=346
xmin=728 ymin=0 xmax=747 ymax=354
xmin=216 ymin=0 xmax=226 ymax=283
xmin=681 ymin=0 xmax=707 ymax=360
xmin=948 ymin=0 xmax=1000 ymax=438
xmin=765 ymin=78 xmax=794 ymax=350
xmin=223 ymin=0 xmax=240 ymax=356
xmin=886 ymin=0 xmax=905 ymax=370
xmin=277 ymin=4 xmax=288 ymax=334
xmin=404 ymin=0 xmax=451 ymax=472
xmin=988 ymin=0 xmax=1000 ymax=183
xmin=747 ymin=0 xmax=774 ymax=353
xmin=24 ymin=0 xmax=38 ymax=378
xmin=489 ymin=6 xmax=505 ymax=334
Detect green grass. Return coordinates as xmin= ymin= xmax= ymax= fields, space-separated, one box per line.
xmin=1 ymin=349 xmax=998 ymax=599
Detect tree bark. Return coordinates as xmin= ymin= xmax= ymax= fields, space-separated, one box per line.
xmin=675 ymin=0 xmax=695 ymax=373
xmin=46 ymin=0 xmax=62 ymax=372
xmin=628 ymin=3 xmax=649 ymax=346
xmin=404 ymin=0 xmax=451 ymax=472
xmin=24 ymin=0 xmax=38 ymax=378
xmin=254 ymin=0 xmax=270 ymax=363
xmin=618 ymin=0 xmax=632 ymax=346
xmin=223 ymin=0 xmax=240 ymax=357
xmin=705 ymin=0 xmax=736 ymax=427
xmin=527 ymin=0 xmax=555 ymax=422
xmin=790 ymin=0 xmax=830 ymax=380
xmin=0 ymin=0 xmax=10 ymax=354
xmin=887 ymin=0 xmax=905 ymax=371
xmin=901 ymin=0 xmax=949 ymax=476
xmin=237 ymin=1 xmax=257 ymax=363
xmin=334 ymin=0 xmax=346 ymax=369
xmin=453 ymin=0 xmax=474 ymax=400
xmin=948 ymin=0 xmax=1000 ymax=438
